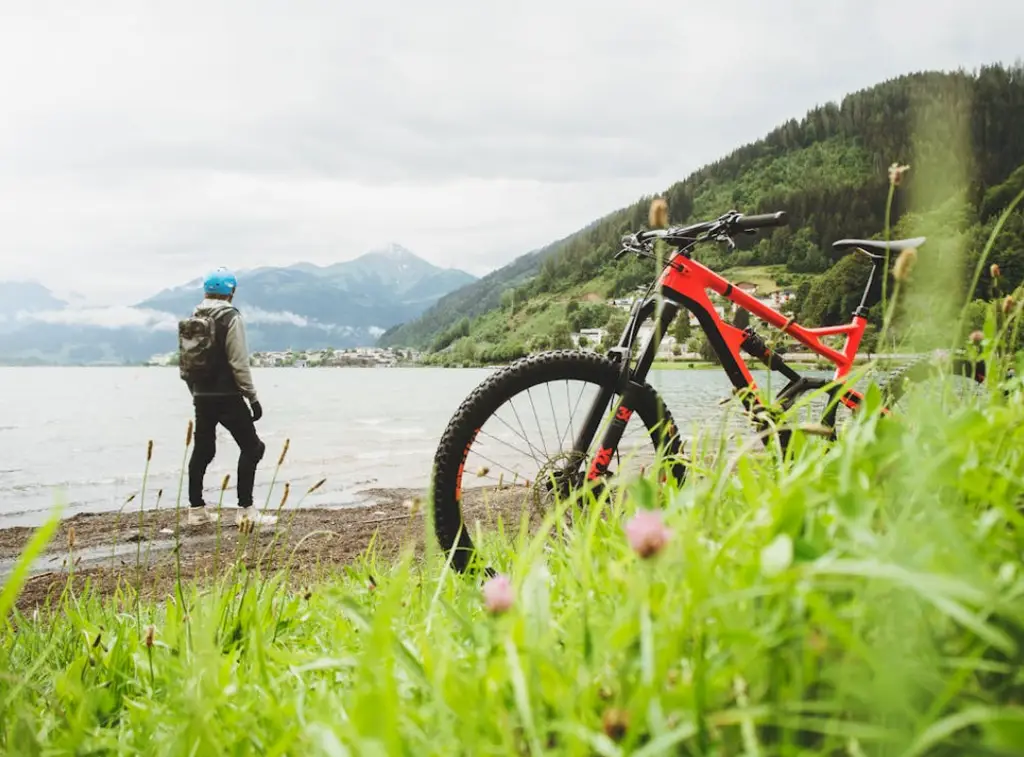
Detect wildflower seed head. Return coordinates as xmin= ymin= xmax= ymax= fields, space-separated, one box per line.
xmin=648 ymin=197 xmax=669 ymax=229
xmin=308 ymin=478 xmax=326 ymax=494
xmin=991 ymin=263 xmax=1002 ymax=279
xmin=482 ymin=573 xmax=515 ymax=614
xmin=186 ymin=419 xmax=194 ymax=447
xmin=278 ymin=439 xmax=291 ymax=467
xmin=280 ymin=482 xmax=290 ymax=508
xmin=144 ymin=625 xmax=155 ymax=648
xmin=476 ymin=466 xmax=489 ymax=478
xmin=1004 ymin=295 xmax=1016 ymax=315
xmin=970 ymin=330 xmax=985 ymax=344
xmin=67 ymin=527 xmax=76 ymax=550
xmin=221 ymin=474 xmax=231 ymax=491
xmin=624 ymin=509 xmax=672 ymax=559
xmin=892 ymin=247 xmax=917 ymax=282
xmin=146 ymin=440 xmax=153 ymax=462
xmin=602 ymin=708 xmax=630 ymax=742
xmin=888 ymin=162 xmax=910 ymax=186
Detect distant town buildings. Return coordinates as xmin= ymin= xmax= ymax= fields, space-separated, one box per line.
xmin=146 ymin=346 xmax=420 ymax=368
xmin=251 ymin=347 xmax=418 ymax=368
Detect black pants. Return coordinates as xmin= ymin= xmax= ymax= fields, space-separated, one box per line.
xmin=188 ymin=395 xmax=266 ymax=508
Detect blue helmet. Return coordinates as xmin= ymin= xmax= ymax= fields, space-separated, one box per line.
xmin=203 ymin=267 xmax=237 ymax=296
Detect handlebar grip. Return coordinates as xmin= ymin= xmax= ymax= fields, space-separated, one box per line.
xmin=734 ymin=211 xmax=788 ymax=231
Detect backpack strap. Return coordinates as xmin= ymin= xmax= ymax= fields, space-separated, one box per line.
xmin=212 ymin=307 xmax=239 ymax=347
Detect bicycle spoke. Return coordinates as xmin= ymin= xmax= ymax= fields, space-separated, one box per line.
xmin=507 ymin=397 xmax=542 ymax=462
xmin=465 ymin=449 xmax=533 ymax=486
xmin=476 ymin=428 xmax=537 ymax=463
xmin=564 ymin=380 xmax=578 ymax=447
xmin=546 ymin=382 xmax=564 ymax=450
xmin=526 ymin=388 xmax=551 ymax=459
xmin=491 ymin=412 xmax=545 ymax=465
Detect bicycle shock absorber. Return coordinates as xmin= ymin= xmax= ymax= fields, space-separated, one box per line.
xmin=586 ymin=403 xmax=633 ymax=481
xmin=740 ymin=327 xmax=801 ymax=382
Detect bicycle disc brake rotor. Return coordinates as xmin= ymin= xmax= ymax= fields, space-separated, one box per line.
xmin=530 ymin=450 xmax=588 ymax=512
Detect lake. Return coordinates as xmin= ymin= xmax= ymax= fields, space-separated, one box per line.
xmin=0 ymin=365 xmax=828 ymax=527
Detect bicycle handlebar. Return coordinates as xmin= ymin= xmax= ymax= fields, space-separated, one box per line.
xmin=733 ymin=211 xmax=788 ymax=231
xmin=619 ymin=210 xmax=789 ymax=258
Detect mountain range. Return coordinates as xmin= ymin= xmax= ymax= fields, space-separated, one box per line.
xmin=379 ymin=63 xmax=1024 ymax=360
xmin=0 ymin=245 xmax=476 ymax=364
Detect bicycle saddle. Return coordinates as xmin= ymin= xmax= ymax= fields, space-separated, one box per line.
xmin=831 ymin=236 xmax=926 ymax=260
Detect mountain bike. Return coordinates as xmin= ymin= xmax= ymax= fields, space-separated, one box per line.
xmin=430 ymin=209 xmax=988 ymax=572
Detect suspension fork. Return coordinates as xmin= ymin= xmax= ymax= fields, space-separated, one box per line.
xmin=569 ymin=299 xmax=679 ymax=480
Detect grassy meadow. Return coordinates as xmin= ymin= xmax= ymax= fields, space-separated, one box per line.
xmin=2 ymin=190 xmax=1024 ymax=755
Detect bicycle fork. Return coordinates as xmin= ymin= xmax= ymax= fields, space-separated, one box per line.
xmin=570 ymin=299 xmax=679 ymax=481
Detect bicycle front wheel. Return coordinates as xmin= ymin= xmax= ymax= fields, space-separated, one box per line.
xmin=431 ymin=350 xmax=686 ymax=573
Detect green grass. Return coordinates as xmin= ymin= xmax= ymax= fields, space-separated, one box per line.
xmin=2 ymin=352 xmax=1024 ymax=754
xmin=4 ymin=189 xmax=1024 ymax=755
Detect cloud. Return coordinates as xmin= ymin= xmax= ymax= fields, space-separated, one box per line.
xmin=15 ymin=304 xmax=358 ymax=334
xmin=241 ymin=309 xmax=389 ymax=335
xmin=17 ymin=306 xmax=179 ymax=331
xmin=243 ymin=307 xmax=312 ymax=328
xmin=0 ymin=1 xmax=1021 ymax=305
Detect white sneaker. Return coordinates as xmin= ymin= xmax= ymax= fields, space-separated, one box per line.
xmin=236 ymin=508 xmax=278 ymax=530
xmin=187 ymin=507 xmax=221 ymax=526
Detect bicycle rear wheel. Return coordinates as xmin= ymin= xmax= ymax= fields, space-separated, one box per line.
xmin=431 ymin=350 xmax=685 ymax=573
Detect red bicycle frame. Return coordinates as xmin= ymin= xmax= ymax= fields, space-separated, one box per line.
xmin=657 ymin=253 xmax=869 ymax=410
xmin=573 ymin=213 xmax=887 ymax=483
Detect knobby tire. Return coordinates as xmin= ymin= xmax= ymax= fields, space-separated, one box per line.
xmin=430 ymin=350 xmax=685 ymax=573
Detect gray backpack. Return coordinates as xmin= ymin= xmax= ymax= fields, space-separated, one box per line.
xmin=178 ymin=310 xmax=235 ymax=384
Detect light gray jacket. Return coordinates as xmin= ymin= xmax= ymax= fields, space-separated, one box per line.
xmin=192 ymin=298 xmax=259 ymax=403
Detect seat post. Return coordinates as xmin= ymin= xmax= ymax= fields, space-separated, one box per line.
xmin=852 ymin=249 xmax=880 ymax=319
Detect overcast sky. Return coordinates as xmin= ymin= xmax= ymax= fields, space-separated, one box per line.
xmin=0 ymin=0 xmax=1021 ymax=306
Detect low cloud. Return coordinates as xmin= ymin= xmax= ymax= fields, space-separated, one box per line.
xmin=242 ymin=307 xmax=311 ymax=327
xmin=18 ymin=306 xmax=179 ymax=331
xmin=13 ymin=304 xmax=365 ymax=335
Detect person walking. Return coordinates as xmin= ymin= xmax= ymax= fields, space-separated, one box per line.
xmin=177 ymin=267 xmax=277 ymax=528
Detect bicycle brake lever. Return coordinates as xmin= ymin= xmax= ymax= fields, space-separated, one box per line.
xmin=710 ymin=231 xmax=736 ymax=251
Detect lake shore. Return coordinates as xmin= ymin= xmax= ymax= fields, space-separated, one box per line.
xmin=0 ymin=485 xmax=542 ymax=611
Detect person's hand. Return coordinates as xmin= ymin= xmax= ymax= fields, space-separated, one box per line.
xmin=250 ymin=400 xmax=263 ymax=422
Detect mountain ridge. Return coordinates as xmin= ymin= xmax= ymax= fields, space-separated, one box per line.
xmin=0 ymin=246 xmax=477 ymax=363
xmin=378 ymin=62 xmax=1024 ymax=360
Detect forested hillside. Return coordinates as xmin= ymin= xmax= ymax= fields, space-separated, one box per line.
xmin=380 ymin=63 xmax=1024 ymax=359
xmin=376 ymin=234 xmax=573 ymax=349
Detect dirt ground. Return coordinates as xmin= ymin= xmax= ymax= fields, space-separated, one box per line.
xmin=0 ymin=485 xmax=550 ymax=611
